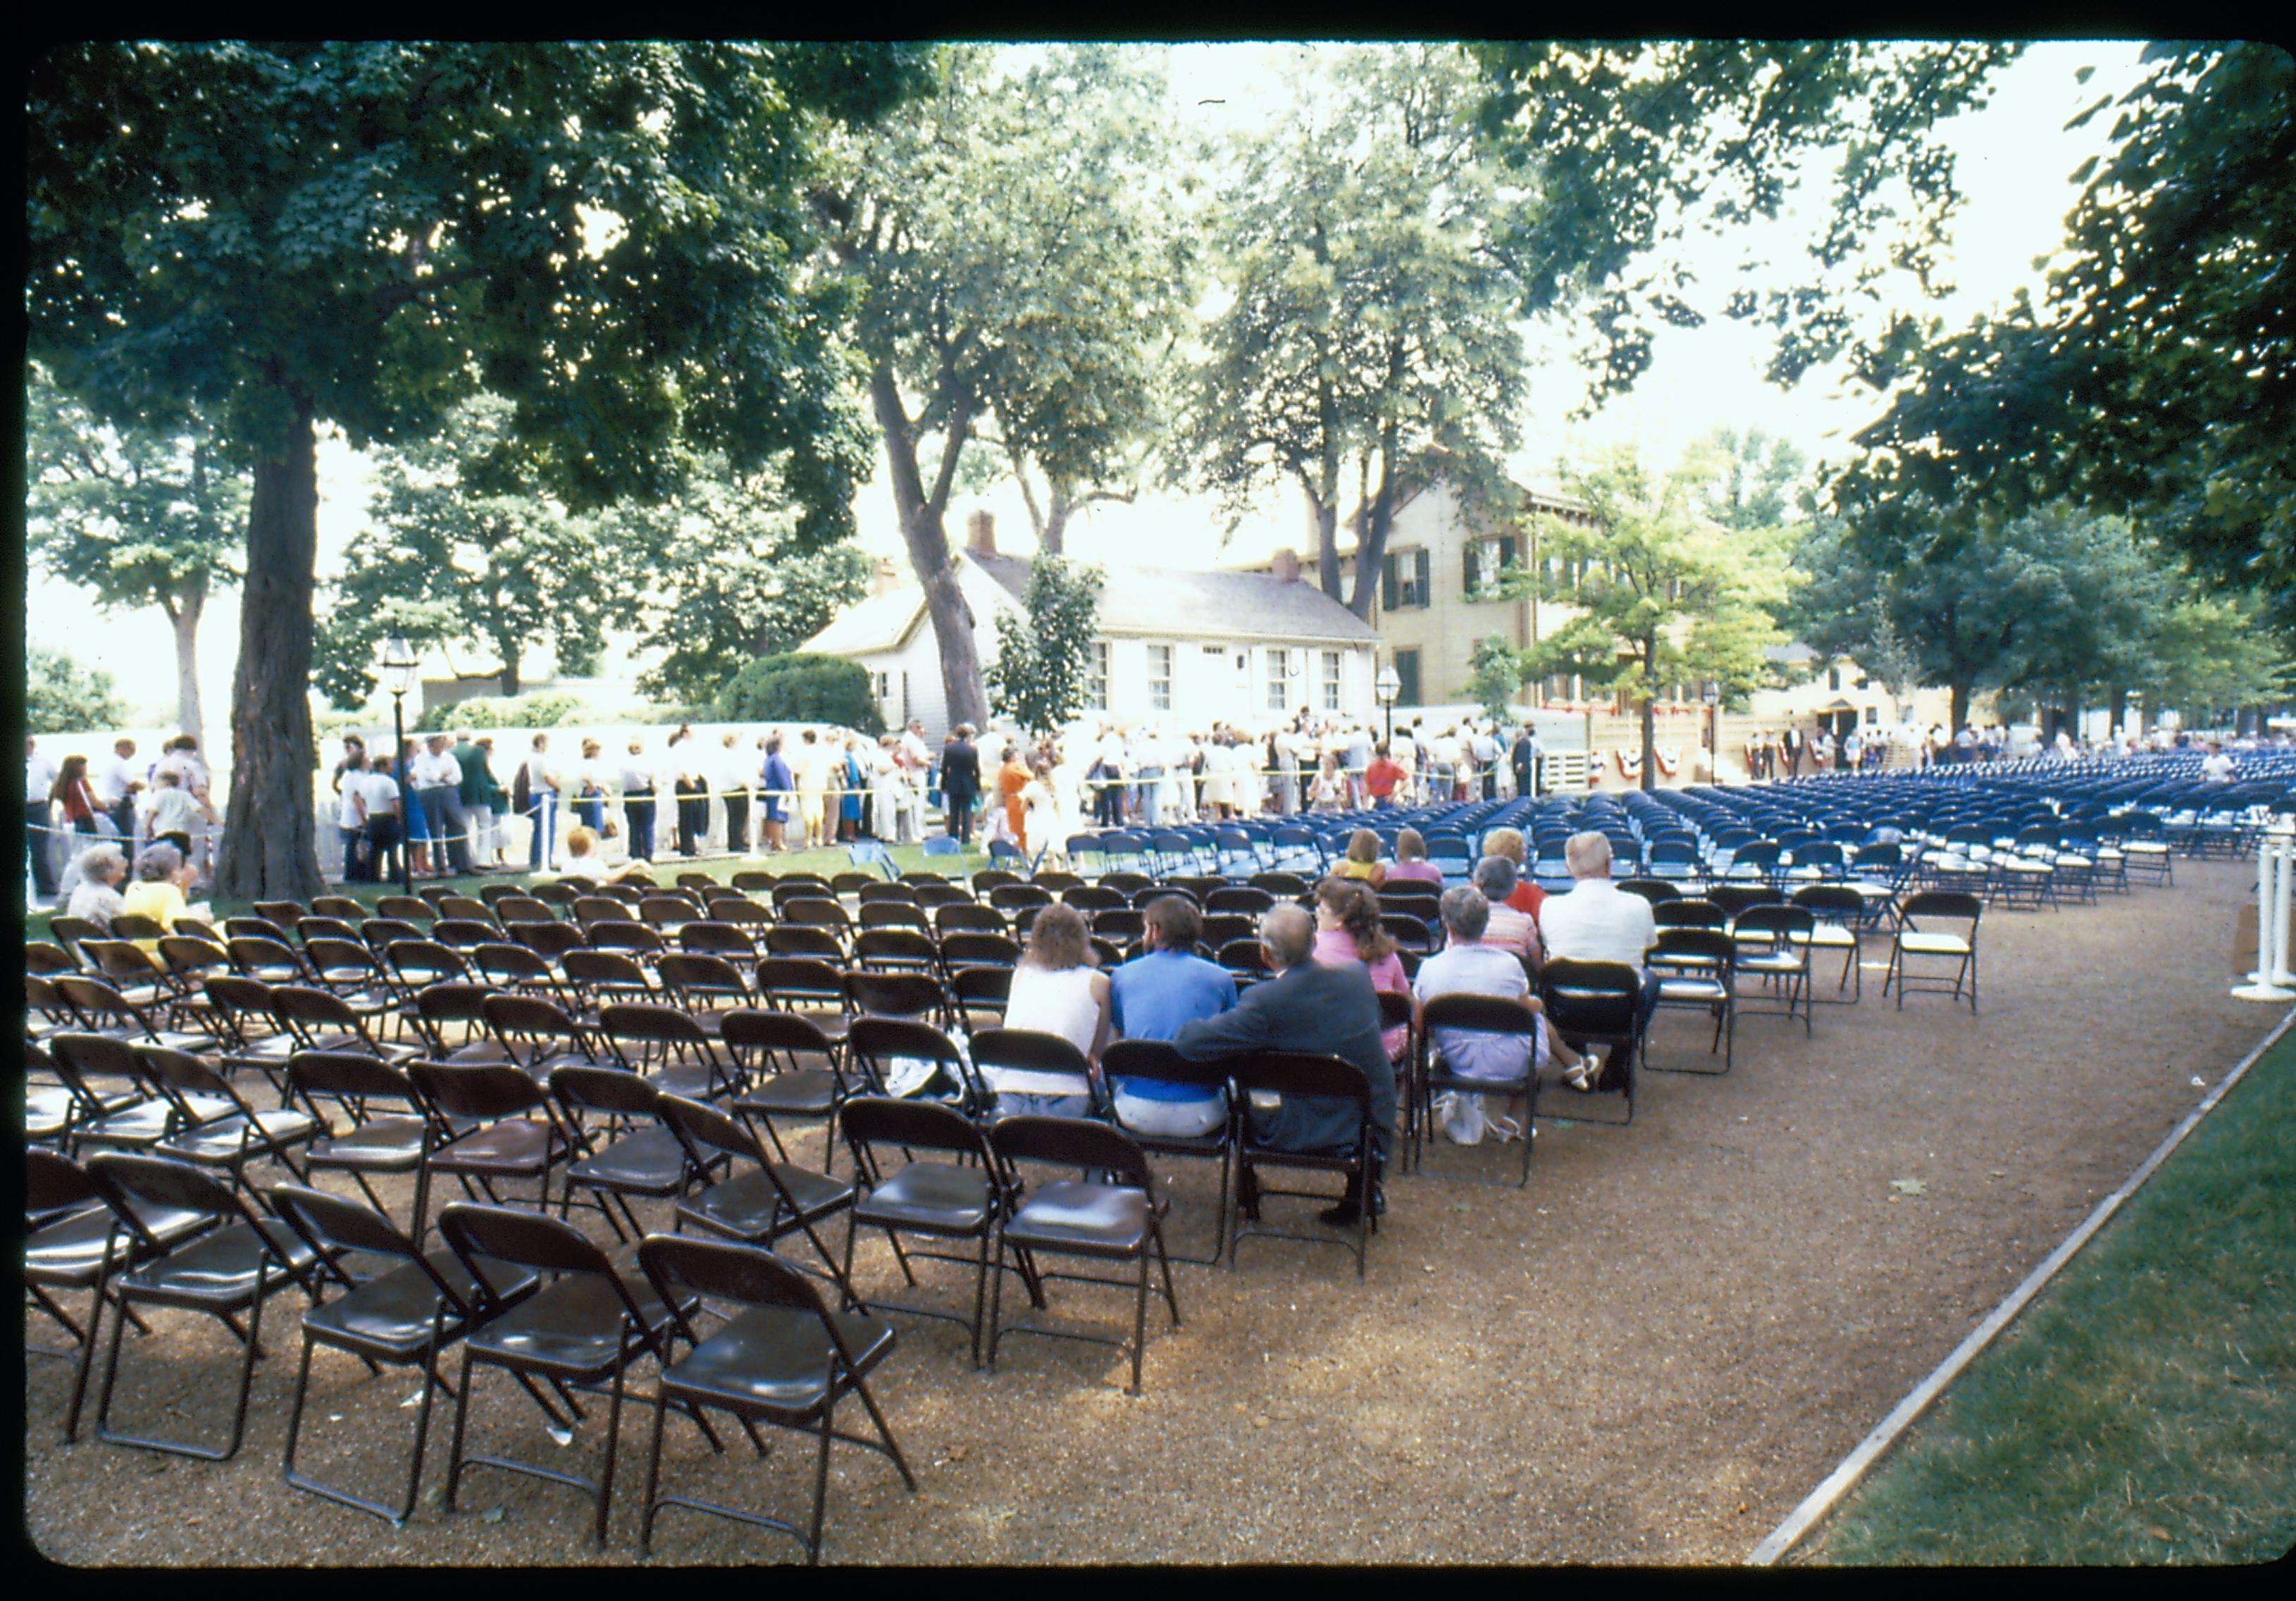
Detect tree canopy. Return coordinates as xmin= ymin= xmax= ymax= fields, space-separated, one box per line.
xmin=1471 ymin=40 xmax=2018 ymax=399
xmin=1183 ymin=44 xmax=1528 ymax=618
xmin=1837 ymin=44 xmax=2295 ymax=625
xmin=26 ymin=647 xmax=128 ymax=735
xmin=25 ymin=41 xmax=928 ymax=897
xmin=986 ymin=556 xmax=1106 ymax=737
xmin=809 ymin=44 xmax=1187 ymax=728
xmin=25 ymin=367 xmax=243 ymax=742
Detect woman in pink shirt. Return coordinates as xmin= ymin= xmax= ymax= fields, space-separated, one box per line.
xmin=1384 ymin=827 xmax=1446 ymax=885
xmin=1313 ymin=876 xmax=1410 ymax=1063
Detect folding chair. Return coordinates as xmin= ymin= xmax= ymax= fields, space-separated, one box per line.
xmin=970 ymin=1026 xmax=1105 ymax=1120
xmin=1644 ymin=928 xmax=1735 ymax=1075
xmin=949 ymin=964 xmax=1014 ymax=1034
xmin=845 ymin=1015 xmax=983 ymax=1112
xmin=269 ymin=1183 xmax=542 ymax=1526
xmin=1099 ymin=1040 xmax=1236 ymax=1266
xmin=1537 ymin=959 xmax=1642 ymax=1126
xmin=1222 ymin=1052 xmax=1377 ymax=1279
xmin=1789 ymin=884 xmax=1866 ymax=1002
xmin=1413 ymin=994 xmax=1539 ymax=1188
xmin=408 ymin=1061 xmax=578 ymax=1214
xmin=636 ymin=1234 xmax=916 ymax=1564
xmin=596 ymin=1002 xmax=745 ymax=1102
xmin=1885 ymin=890 xmax=1982 ymax=1013
xmin=436 ymin=1203 xmax=690 ymax=1547
xmin=287 ymin=1051 xmax=444 ymax=1242
xmin=25 ymin=1147 xmax=209 ymax=1442
xmin=135 ymin=1043 xmax=319 ymax=1197
xmin=85 ymin=1152 xmax=331 ymax=1461
xmin=550 ymin=1064 xmax=704 ymax=1242
xmin=723 ymin=1009 xmax=852 ymax=1173
xmin=652 ymin=1093 xmax=864 ymax=1310
xmin=838 ymin=1095 xmax=1008 ymax=1366
xmin=986 ymin=1116 xmax=1181 ymax=1394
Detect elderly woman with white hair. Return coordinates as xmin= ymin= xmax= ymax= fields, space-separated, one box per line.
xmin=62 ymin=840 xmax=130 ymax=932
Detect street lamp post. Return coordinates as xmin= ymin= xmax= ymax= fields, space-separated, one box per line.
xmin=382 ymin=632 xmax=418 ymax=896
xmin=1703 ymin=680 xmax=1720 ymax=783
xmin=1375 ymin=662 xmax=1401 ymax=749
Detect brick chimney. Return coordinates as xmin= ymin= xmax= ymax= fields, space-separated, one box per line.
xmin=1271 ymin=546 xmax=1301 ymax=583
xmin=966 ymin=509 xmax=996 ymax=557
xmin=869 ymin=555 xmax=902 ymax=596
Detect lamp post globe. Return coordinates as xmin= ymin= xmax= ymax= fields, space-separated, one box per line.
xmin=381 ymin=633 xmax=418 ymax=895
xmin=1375 ymin=663 xmax=1401 ymax=748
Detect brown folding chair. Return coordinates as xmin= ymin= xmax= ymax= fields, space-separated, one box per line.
xmin=286 ymin=1051 xmax=443 ymax=1241
xmin=408 ymin=1061 xmax=578 ymax=1215
xmin=596 ymin=1002 xmax=745 ymax=1101
xmin=986 ymin=1116 xmax=1181 ymax=1395
xmin=1100 ymin=1039 xmax=1236 ymax=1264
xmin=1412 ymin=994 xmax=1539 ymax=1188
xmin=636 ymin=1233 xmax=915 ymax=1564
xmin=1224 ymin=1051 xmax=1378 ymax=1279
xmin=836 ymin=1096 xmax=1007 ymax=1366
xmin=652 ymin=1092 xmax=864 ymax=1310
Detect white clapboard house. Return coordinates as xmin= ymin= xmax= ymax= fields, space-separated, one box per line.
xmin=802 ymin=512 xmax=1382 ymax=740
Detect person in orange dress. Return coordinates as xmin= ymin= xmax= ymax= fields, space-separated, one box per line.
xmin=998 ymin=745 xmax=1030 ymax=844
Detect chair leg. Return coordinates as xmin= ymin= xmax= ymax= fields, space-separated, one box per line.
xmin=807 ymin=1396 xmax=834 ymax=1565
xmin=638 ymin=1384 xmax=670 ymax=1557
xmin=1129 ymin=1250 xmax=1149 ymax=1395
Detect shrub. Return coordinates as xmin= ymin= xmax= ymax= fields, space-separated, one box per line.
xmin=422 ymin=690 xmax=591 ymax=732
xmin=714 ymin=654 xmax=883 ymax=733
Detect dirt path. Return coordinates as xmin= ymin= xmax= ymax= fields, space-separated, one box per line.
xmin=26 ymin=858 xmax=2274 ymax=1564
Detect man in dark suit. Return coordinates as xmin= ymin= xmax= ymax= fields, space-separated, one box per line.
xmin=1173 ymin=903 xmax=1395 ymax=1226
xmin=940 ymin=723 xmax=981 ymax=845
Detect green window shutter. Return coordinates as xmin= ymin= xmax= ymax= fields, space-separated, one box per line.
xmin=1463 ymin=544 xmax=1478 ymax=597
xmin=1498 ymin=535 xmax=1517 ymax=573
xmin=1382 ymin=554 xmax=1399 ymax=611
xmin=1414 ymin=549 xmax=1430 ymax=604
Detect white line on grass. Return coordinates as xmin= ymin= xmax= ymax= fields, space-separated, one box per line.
xmin=1746 ymin=1002 xmax=2296 ymax=1565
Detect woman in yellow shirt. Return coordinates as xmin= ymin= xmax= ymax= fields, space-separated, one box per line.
xmin=118 ymin=842 xmax=208 ymax=956
xmin=1336 ymin=828 xmax=1388 ymax=887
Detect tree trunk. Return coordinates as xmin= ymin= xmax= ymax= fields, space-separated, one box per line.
xmin=216 ymin=398 xmax=325 ymax=900
xmin=1310 ymin=493 xmax=1342 ymax=600
xmin=168 ymin=571 xmax=206 ymax=745
xmin=869 ymin=363 xmax=986 ymax=729
xmin=1949 ymin=680 xmax=1972 ymax=735
xmin=1640 ymin=633 xmax=1658 ymax=792
xmin=499 ymin=651 xmax=521 ymax=697
xmin=1041 ymin=481 xmax=1070 ymax=556
xmin=1344 ymin=424 xmax=1402 ymax=622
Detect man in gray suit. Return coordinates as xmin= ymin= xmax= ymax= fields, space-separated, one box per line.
xmin=1174 ymin=902 xmax=1394 ymax=1226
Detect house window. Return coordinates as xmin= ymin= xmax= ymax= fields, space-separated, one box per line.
xmin=1381 ymin=549 xmax=1432 ymax=609
xmin=1865 ymin=706 xmax=1880 ymax=724
xmin=1395 ymin=649 xmax=1422 ymax=709
xmin=1265 ymin=647 xmax=1291 ymax=711
xmin=1321 ymin=649 xmax=1344 ymax=711
xmin=1148 ymin=644 xmax=1173 ymax=711
xmin=1088 ymin=640 xmax=1109 ymax=709
xmin=1855 ymin=673 xmax=1870 ymax=690
xmin=1463 ymin=536 xmax=1519 ymax=598
xmin=1828 ymin=666 xmax=1842 ymax=692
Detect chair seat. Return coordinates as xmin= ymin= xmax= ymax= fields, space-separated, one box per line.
xmin=650 ymin=1063 xmax=736 ymax=1101
xmin=463 ymin=1271 xmax=672 ymax=1380
xmin=158 ymin=1107 xmax=321 ymax=1162
xmin=734 ymin=1069 xmax=843 ymax=1119
xmin=569 ymin=1128 xmax=692 ymax=1195
xmin=26 ymin=1198 xmax=211 ymax=1285
xmin=75 ymin=1093 xmax=233 ymax=1149
xmin=680 ymin=1165 xmax=850 ymax=1241
xmin=119 ymin=1219 xmax=321 ymax=1311
xmin=307 ymin=1116 xmax=430 ymax=1171
xmin=659 ymin=1304 xmax=894 ymax=1420
xmin=854 ymin=1163 xmax=991 ymax=1234
xmin=784 ymin=1009 xmax=849 ymax=1045
xmin=1792 ymin=926 xmax=1859 ymax=949
xmin=1001 ymin=1180 xmax=1151 ymax=1258
xmin=1735 ymin=951 xmax=1808 ymax=975
xmin=1899 ymin=933 xmax=1973 ymax=956
xmin=302 ymin=1250 xmax=539 ymax=1359
xmin=27 ymin=1087 xmax=75 ymax=1141
xmin=429 ymin=1119 xmax=559 ymax=1176
xmin=1655 ymin=976 xmax=1729 ymax=1002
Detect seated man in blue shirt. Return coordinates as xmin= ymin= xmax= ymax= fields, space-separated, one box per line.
xmin=1109 ymin=895 xmax=1238 ymax=1136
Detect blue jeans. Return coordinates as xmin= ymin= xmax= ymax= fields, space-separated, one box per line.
xmin=623 ymin=792 xmax=656 ymax=862
xmin=25 ymin=800 xmax=56 ymax=897
xmin=528 ymin=792 xmax=557 ymax=868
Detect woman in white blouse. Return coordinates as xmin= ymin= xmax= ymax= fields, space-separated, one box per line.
xmin=994 ymin=903 xmax=1110 ymax=1118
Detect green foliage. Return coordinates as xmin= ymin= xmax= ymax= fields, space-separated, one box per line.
xmin=1839 ymin=44 xmax=2296 ymax=627
xmin=1789 ymin=500 xmax=2278 ymax=730
xmin=592 ymin=469 xmax=874 ymax=706
xmin=986 ymin=556 xmax=1105 ymax=737
xmin=1510 ymin=448 xmax=1794 ymax=708
xmin=1466 ymin=636 xmax=1524 ymax=723
xmin=25 ymin=646 xmax=128 ymax=733
xmin=812 ymin=44 xmax=1188 ymax=722
xmin=314 ymin=396 xmax=614 ymax=704
xmin=1181 ymin=44 xmax=1528 ymax=614
xmin=714 ymin=654 xmax=883 ymax=733
xmin=419 ymin=691 xmax=592 ymax=733
xmin=1470 ymin=41 xmax=2017 ymax=399
xmin=1680 ymin=427 xmax=1811 ymax=532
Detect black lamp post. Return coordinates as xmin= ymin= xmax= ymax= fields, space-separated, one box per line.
xmin=1703 ymin=680 xmax=1720 ymax=783
xmin=383 ymin=631 xmax=418 ymax=895
xmin=1375 ymin=662 xmax=1401 ymax=748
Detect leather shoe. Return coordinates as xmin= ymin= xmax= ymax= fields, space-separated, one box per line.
xmin=1235 ymin=1164 xmax=1262 ymax=1223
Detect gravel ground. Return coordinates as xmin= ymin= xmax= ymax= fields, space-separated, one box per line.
xmin=25 ymin=857 xmax=2275 ymax=1566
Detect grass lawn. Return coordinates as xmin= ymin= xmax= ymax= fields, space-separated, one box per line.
xmin=1808 ymin=1022 xmax=2296 ymax=1564
xmin=24 ymin=837 xmax=990 ymax=942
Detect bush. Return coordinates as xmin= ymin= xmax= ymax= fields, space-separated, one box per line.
xmin=25 ymin=645 xmax=127 ymax=734
xmin=714 ymin=654 xmax=883 ymax=733
xmin=422 ymin=690 xmax=590 ymax=732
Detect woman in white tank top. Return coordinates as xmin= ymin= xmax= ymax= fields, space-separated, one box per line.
xmin=993 ymin=904 xmax=1110 ymax=1117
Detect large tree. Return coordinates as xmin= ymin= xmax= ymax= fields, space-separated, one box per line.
xmin=26 ymin=42 xmax=926 ymax=898
xmin=25 ymin=367 xmax=243 ymax=742
xmin=1508 ymin=449 xmax=1794 ymax=788
xmin=1472 ymin=41 xmax=2018 ymax=400
xmin=1183 ymin=44 xmax=1528 ymax=619
xmin=985 ymin=556 xmax=1105 ymax=737
xmin=1838 ymin=44 xmax=2295 ymax=623
xmin=808 ymin=44 xmax=1186 ymax=728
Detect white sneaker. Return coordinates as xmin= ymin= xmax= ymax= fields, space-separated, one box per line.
xmin=1564 ymin=1049 xmax=1604 ymax=1092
